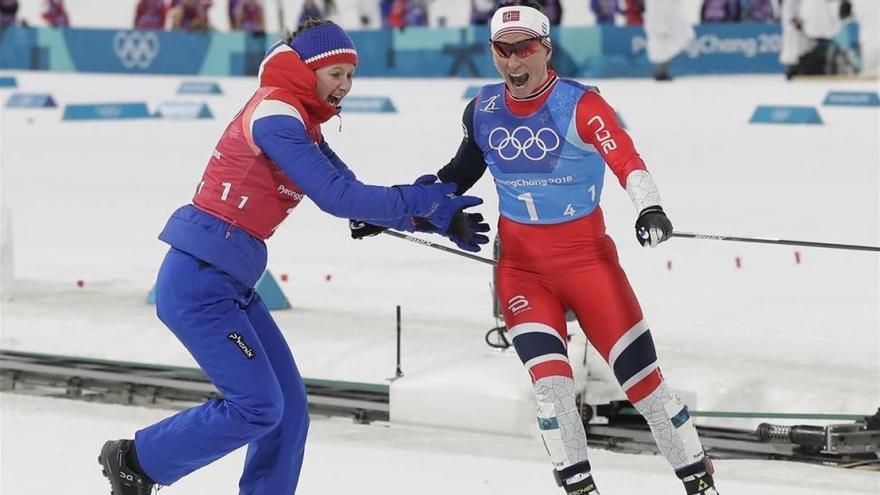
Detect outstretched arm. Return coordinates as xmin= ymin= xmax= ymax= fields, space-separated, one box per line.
xmin=252 ymin=98 xmax=448 ymax=222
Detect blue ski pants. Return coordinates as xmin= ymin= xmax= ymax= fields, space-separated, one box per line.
xmin=135 ymin=248 xmax=309 ymax=494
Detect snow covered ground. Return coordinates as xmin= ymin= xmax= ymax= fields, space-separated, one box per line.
xmin=2 ymin=393 xmax=878 ymax=495
xmin=1 ymin=71 xmax=878 ymax=493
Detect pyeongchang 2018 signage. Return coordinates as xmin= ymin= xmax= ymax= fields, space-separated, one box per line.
xmin=604 ymin=22 xmax=784 ymax=75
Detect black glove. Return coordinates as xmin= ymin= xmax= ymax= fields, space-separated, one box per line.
xmin=444 ymin=210 xmax=491 ymax=252
xmin=349 ymin=219 xmax=386 ymax=239
xmin=635 ymin=206 xmax=673 ymax=247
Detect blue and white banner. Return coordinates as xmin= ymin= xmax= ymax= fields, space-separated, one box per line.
xmin=6 ymin=93 xmax=56 ymax=108
xmin=601 ymin=22 xmax=784 ymax=76
xmin=154 ymin=101 xmax=214 ymax=119
xmin=342 ymin=96 xmax=397 ymax=113
xmin=178 ymin=81 xmax=223 ymax=95
xmin=750 ymin=105 xmax=823 ymax=125
xmin=0 ymin=23 xmax=861 ymax=79
xmin=823 ymin=91 xmax=879 ymax=107
xmin=63 ymin=102 xmax=152 ymax=121
xmin=63 ymin=29 xmax=210 ymax=74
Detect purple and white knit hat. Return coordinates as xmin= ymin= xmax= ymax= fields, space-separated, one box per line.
xmin=289 ymin=22 xmax=358 ymax=70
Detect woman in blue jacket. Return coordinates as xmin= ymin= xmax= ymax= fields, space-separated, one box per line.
xmin=98 ymin=19 xmax=488 ymax=495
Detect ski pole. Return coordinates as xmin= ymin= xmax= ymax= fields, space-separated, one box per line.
xmin=381 ymin=230 xmax=498 ymax=266
xmin=673 ymin=231 xmax=880 ymax=252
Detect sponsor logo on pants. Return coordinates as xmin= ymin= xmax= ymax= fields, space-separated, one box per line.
xmin=507 ymin=295 xmax=530 ymax=314
xmin=228 ymin=332 xmax=255 ymax=359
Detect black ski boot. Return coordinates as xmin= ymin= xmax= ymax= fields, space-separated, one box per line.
xmin=98 ymin=439 xmax=155 ymax=495
xmin=683 ymin=471 xmax=718 ymax=495
xmin=553 ymin=462 xmax=600 ymax=495
xmin=562 ymin=475 xmax=600 ymax=494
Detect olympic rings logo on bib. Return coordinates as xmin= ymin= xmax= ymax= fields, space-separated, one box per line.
xmin=488 ymin=126 xmax=560 ymax=161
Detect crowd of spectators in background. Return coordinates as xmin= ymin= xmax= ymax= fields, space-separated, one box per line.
xmin=471 ymin=0 xmax=561 ymax=26
xmin=0 ymin=0 xmax=864 ymax=82
xmin=700 ymin=0 xmax=777 ymax=23
xmin=0 ymin=0 xmax=858 ymax=50
xmin=4 ymin=0 xmax=267 ymax=35
xmin=590 ymin=0 xmax=646 ymax=25
xmin=588 ymin=0 xmax=778 ymax=27
xmin=135 ymin=0 xmax=267 ymax=34
xmin=0 ymin=0 xmax=70 ymax=29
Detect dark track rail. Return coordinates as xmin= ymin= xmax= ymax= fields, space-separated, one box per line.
xmin=2 ymin=349 xmax=877 ymax=469
xmin=0 ymin=349 xmax=389 ymax=423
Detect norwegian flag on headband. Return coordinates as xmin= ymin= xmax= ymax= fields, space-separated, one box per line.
xmin=502 ymin=10 xmax=520 ymax=22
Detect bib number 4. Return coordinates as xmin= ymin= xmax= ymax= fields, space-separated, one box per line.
xmin=515 ymin=184 xmax=597 ymax=222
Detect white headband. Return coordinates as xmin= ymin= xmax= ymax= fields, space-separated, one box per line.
xmin=490 ymin=6 xmax=551 ymax=43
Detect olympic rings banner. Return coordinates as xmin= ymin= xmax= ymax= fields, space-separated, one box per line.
xmin=0 ymin=26 xmax=265 ymax=75
xmin=0 ymin=22 xmax=862 ymax=78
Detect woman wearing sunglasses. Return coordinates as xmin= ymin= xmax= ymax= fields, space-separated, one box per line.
xmin=436 ymin=2 xmax=719 ymax=494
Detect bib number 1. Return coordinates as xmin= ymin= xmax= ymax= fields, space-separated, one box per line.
xmin=517 ymin=192 xmax=539 ymax=221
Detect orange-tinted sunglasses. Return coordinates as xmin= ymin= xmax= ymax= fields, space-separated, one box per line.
xmin=490 ymin=37 xmax=548 ymax=59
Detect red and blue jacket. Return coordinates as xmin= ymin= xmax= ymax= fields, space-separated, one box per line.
xmin=160 ymin=41 xmax=440 ymax=287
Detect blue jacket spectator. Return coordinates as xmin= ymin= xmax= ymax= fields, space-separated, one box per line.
xmin=701 ymin=0 xmax=740 ymax=22
xmin=0 ymin=0 xmax=18 ymax=28
xmin=537 ymin=0 xmax=562 ymax=25
xmin=298 ymin=0 xmax=323 ymax=24
xmin=741 ymin=0 xmax=776 ymax=22
xmin=405 ymin=0 xmax=429 ymax=26
xmin=591 ymin=0 xmax=618 ymax=24
xmin=471 ymin=0 xmax=499 ymax=25
xmin=380 ymin=0 xmax=393 ymax=27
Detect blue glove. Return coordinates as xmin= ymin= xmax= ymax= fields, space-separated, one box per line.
xmin=402 ymin=175 xmax=490 ymax=252
xmin=406 ymin=174 xmax=450 ymax=230
xmin=349 ymin=175 xmax=441 ymax=238
xmin=354 ymin=175 xmax=490 ymax=252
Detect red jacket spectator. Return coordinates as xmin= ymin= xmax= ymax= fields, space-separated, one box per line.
xmin=171 ymin=0 xmax=209 ymax=31
xmin=42 ymin=0 xmax=69 ymax=27
xmin=387 ymin=0 xmax=407 ymax=27
xmin=134 ymin=0 xmax=167 ymax=29
xmin=235 ymin=0 xmax=264 ymax=34
xmin=622 ymin=0 xmax=643 ymax=25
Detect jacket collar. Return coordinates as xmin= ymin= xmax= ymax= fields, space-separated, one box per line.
xmin=259 ymin=43 xmax=339 ymax=125
xmin=505 ymin=68 xmax=558 ymax=116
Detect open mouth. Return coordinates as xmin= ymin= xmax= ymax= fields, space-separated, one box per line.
xmin=509 ymin=73 xmax=529 ymax=88
xmin=327 ymin=95 xmax=341 ymax=106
